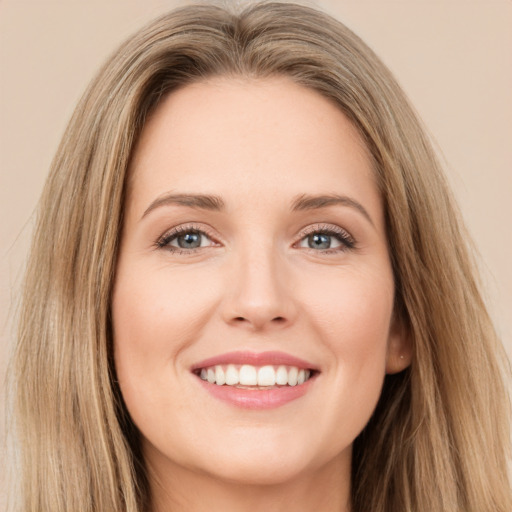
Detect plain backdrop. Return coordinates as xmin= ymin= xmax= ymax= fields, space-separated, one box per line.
xmin=1 ymin=0 xmax=511 ymax=505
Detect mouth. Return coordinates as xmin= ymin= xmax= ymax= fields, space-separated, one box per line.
xmin=190 ymin=351 xmax=320 ymax=408
xmin=192 ymin=364 xmax=319 ymax=389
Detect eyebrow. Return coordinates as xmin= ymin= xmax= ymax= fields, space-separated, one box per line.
xmin=290 ymin=193 xmax=374 ymax=226
xmin=141 ymin=193 xmax=225 ymax=219
xmin=141 ymin=192 xmax=374 ymax=226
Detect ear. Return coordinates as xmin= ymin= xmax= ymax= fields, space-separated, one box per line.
xmin=385 ymin=313 xmax=412 ymax=374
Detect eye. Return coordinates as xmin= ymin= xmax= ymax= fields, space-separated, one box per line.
xmin=156 ymin=225 xmax=218 ymax=253
xmin=301 ymin=232 xmax=341 ymax=250
xmin=296 ymin=225 xmax=355 ymax=253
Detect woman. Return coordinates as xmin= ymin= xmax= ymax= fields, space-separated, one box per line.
xmin=10 ymin=2 xmax=511 ymax=511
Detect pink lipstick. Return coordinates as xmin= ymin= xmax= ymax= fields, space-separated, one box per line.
xmin=191 ymin=351 xmax=320 ymax=409
xmin=191 ymin=350 xmax=319 ymax=372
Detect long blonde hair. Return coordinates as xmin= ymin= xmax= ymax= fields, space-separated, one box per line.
xmin=10 ymin=2 xmax=511 ymax=511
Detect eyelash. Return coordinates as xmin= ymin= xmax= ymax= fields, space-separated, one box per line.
xmin=155 ymin=224 xmax=219 ymax=255
xmin=297 ymin=224 xmax=356 ymax=253
xmin=155 ymin=223 xmax=356 ymax=255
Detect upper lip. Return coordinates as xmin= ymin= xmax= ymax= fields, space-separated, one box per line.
xmin=191 ymin=351 xmax=320 ymax=372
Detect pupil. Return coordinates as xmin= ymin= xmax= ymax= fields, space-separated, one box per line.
xmin=309 ymin=233 xmax=331 ymax=249
xmin=178 ymin=232 xmax=201 ymax=249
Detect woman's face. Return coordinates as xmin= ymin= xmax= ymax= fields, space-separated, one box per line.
xmin=112 ymin=77 xmax=409 ymax=487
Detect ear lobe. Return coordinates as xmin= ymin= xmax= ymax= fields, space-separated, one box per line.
xmin=385 ymin=315 xmax=412 ymax=374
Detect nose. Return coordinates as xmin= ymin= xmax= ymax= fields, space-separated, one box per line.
xmin=221 ymin=244 xmax=297 ymax=332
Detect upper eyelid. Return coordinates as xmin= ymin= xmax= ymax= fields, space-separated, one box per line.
xmin=297 ymin=223 xmax=352 ymax=237
xmin=296 ymin=223 xmax=355 ymax=242
xmin=158 ymin=222 xmax=352 ymax=238
xmin=162 ymin=223 xmax=218 ymax=238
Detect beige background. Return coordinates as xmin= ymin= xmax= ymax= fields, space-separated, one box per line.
xmin=1 ymin=0 xmax=511 ymax=504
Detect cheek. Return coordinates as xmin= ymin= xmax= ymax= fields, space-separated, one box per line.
xmin=113 ymin=262 xmax=217 ymax=348
xmin=111 ymin=262 xmax=221 ymax=414
xmin=301 ymin=263 xmax=394 ymax=352
xmin=298 ymin=266 xmax=394 ymax=444
xmin=327 ymin=271 xmax=393 ymax=381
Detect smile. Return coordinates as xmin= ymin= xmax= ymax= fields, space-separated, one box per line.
xmin=191 ymin=351 xmax=320 ymax=409
xmin=194 ymin=364 xmax=314 ymax=388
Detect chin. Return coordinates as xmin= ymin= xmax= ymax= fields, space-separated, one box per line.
xmin=200 ymin=453 xmax=315 ymax=487
xmin=183 ymin=429 xmax=340 ymax=487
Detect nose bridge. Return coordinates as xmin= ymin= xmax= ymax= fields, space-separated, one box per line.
xmin=223 ymin=236 xmax=295 ymax=330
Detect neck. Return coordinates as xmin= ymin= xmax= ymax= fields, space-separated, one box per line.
xmin=146 ymin=449 xmax=352 ymax=512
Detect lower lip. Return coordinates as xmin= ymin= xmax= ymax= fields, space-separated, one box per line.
xmin=195 ymin=374 xmax=317 ymax=409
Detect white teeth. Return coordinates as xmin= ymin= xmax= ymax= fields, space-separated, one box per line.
xmin=239 ymin=365 xmax=258 ymax=385
xmin=198 ymin=363 xmax=314 ymax=387
xmin=215 ymin=366 xmax=226 ymax=386
xmin=257 ymin=365 xmax=276 ymax=386
xmin=225 ymin=364 xmax=239 ymax=385
xmin=276 ymin=365 xmax=288 ymax=385
xmin=288 ymin=366 xmax=298 ymax=386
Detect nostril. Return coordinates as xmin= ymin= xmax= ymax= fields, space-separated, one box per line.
xmin=229 ymin=315 xmax=287 ymax=328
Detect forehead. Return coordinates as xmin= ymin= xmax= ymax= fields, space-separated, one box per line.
xmin=127 ymin=76 xmax=381 ymax=224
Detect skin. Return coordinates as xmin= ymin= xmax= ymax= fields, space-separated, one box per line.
xmin=112 ymin=76 xmax=411 ymax=512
